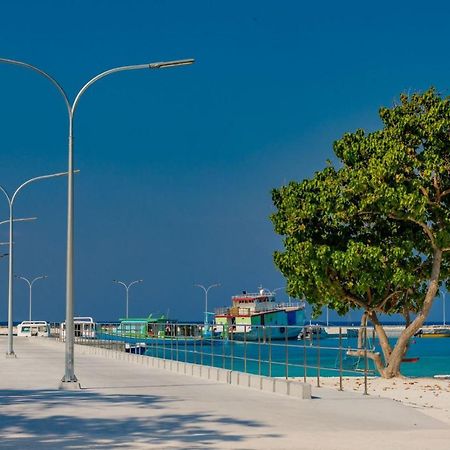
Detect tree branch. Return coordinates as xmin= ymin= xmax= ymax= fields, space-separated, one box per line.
xmin=440 ymin=188 xmax=450 ymax=199
xmin=346 ymin=349 xmax=386 ymax=376
xmin=389 ymin=213 xmax=437 ymax=249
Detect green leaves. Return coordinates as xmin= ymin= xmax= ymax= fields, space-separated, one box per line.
xmin=271 ymin=88 xmax=450 ymax=319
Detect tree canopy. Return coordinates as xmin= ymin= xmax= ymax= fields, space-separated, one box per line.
xmin=271 ymin=88 xmax=450 ymax=377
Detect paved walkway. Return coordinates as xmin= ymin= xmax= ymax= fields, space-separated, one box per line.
xmin=0 ymin=337 xmax=449 ymax=449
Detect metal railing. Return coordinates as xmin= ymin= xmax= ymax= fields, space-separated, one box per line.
xmin=51 ymin=322 xmax=374 ymax=394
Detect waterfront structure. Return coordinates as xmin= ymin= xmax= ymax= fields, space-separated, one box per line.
xmin=214 ymin=287 xmax=306 ymax=340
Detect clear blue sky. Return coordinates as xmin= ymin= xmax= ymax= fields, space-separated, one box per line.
xmin=0 ymin=0 xmax=449 ymax=322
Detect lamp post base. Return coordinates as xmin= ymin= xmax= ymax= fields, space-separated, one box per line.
xmin=59 ymin=379 xmax=81 ymax=390
xmin=5 ymin=352 xmax=16 ymax=359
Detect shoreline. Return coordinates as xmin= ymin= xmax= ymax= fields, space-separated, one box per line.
xmin=300 ymin=376 xmax=450 ymax=424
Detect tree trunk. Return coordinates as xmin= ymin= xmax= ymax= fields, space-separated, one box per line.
xmin=351 ymin=250 xmax=444 ymax=379
xmin=367 ymin=310 xmax=392 ymax=363
xmin=382 ymin=249 xmax=443 ymax=378
xmin=357 ymin=313 xmax=368 ymax=349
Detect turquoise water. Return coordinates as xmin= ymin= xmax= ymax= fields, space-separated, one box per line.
xmin=144 ymin=335 xmax=450 ymax=378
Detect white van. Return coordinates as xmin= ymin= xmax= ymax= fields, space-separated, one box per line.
xmin=17 ymin=321 xmax=50 ymax=337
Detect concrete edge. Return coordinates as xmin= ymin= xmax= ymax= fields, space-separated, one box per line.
xmin=73 ymin=341 xmax=311 ymax=399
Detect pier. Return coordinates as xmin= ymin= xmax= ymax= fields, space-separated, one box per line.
xmin=1 ymin=336 xmax=449 ymax=449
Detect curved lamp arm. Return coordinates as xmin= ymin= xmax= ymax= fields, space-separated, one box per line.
xmin=0 ymin=58 xmax=71 ymax=115
xmin=72 ymin=59 xmax=195 ymax=116
xmin=0 ymin=217 xmax=37 ymax=226
xmin=0 ymin=185 xmax=11 ymax=206
xmin=11 ymin=170 xmax=79 ymax=205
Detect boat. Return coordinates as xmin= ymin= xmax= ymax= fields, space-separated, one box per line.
xmin=97 ymin=315 xmax=206 ymax=345
xmin=60 ymin=316 xmax=96 ymax=339
xmin=214 ymin=287 xmax=306 ymax=341
xmin=17 ymin=320 xmax=50 ymax=337
xmin=297 ymin=324 xmax=325 ymax=340
xmin=415 ymin=325 xmax=450 ymax=338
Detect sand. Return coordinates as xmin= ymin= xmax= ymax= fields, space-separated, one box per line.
xmin=304 ymin=376 xmax=450 ymax=424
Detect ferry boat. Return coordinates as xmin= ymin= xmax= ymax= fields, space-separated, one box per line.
xmin=214 ymin=287 xmax=306 ymax=341
xmin=17 ymin=320 xmax=50 ymax=337
xmin=97 ymin=315 xmax=205 ymax=345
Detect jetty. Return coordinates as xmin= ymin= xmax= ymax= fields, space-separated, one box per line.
xmin=1 ymin=336 xmax=449 ymax=449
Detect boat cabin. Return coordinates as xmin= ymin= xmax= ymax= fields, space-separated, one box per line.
xmin=60 ymin=316 xmax=96 ymax=339
xmin=113 ymin=315 xmax=198 ymax=339
xmin=17 ymin=320 xmax=50 ymax=337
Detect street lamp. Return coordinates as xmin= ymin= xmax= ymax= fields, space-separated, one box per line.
xmin=113 ymin=279 xmax=143 ymax=319
xmin=194 ymin=283 xmax=221 ymax=325
xmin=0 ymin=56 xmax=194 ymax=388
xmin=0 ymin=171 xmax=73 ymax=357
xmin=15 ymin=275 xmax=48 ymax=322
xmin=0 ymin=217 xmax=37 ymax=246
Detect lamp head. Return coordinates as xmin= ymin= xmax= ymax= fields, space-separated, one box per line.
xmin=149 ymin=59 xmax=195 ymax=69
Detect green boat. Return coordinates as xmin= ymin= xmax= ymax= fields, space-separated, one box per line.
xmin=97 ymin=314 xmax=206 ymax=345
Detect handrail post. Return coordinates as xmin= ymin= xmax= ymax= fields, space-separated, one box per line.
xmin=230 ymin=326 xmax=234 ymax=371
xmin=222 ymin=325 xmax=225 ymax=369
xmin=210 ymin=323 xmax=214 ymax=367
xmin=194 ymin=325 xmax=197 ymax=364
xmin=339 ymin=326 xmax=343 ymax=391
xmin=364 ymin=326 xmax=368 ymax=395
xmin=244 ymin=324 xmax=247 ymax=373
xmin=316 ymin=326 xmax=321 ymax=388
xmin=170 ymin=324 xmax=174 ymax=360
xmin=258 ymin=326 xmax=261 ymax=376
xmin=184 ymin=325 xmax=188 ymax=363
xmin=269 ymin=327 xmax=272 ymax=377
xmin=303 ymin=327 xmax=307 ymax=383
xmin=285 ymin=325 xmax=289 ymax=380
xmin=176 ymin=325 xmax=179 ymax=362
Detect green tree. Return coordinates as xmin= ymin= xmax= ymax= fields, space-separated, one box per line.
xmin=271 ymin=88 xmax=450 ymax=378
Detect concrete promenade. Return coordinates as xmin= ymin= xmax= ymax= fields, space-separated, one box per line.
xmin=1 ymin=337 xmax=449 ymax=449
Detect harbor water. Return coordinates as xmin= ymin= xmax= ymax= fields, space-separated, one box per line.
xmin=143 ymin=333 xmax=450 ymax=378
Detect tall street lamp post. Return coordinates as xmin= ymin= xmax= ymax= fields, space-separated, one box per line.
xmin=194 ymin=283 xmax=221 ymax=325
xmin=15 ymin=275 xmax=48 ymax=322
xmin=0 ymin=57 xmax=194 ymax=388
xmin=0 ymin=172 xmax=72 ymax=357
xmin=113 ymin=279 xmax=143 ymax=319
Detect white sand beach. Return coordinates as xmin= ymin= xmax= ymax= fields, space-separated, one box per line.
xmin=305 ymin=376 xmax=450 ymax=424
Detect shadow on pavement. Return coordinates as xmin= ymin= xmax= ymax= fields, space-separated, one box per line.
xmin=0 ymin=389 xmax=280 ymax=449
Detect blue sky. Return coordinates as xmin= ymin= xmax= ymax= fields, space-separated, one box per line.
xmin=0 ymin=0 xmax=449 ymax=322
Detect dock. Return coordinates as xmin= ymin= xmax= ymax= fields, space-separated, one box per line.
xmin=1 ymin=336 xmax=449 ymax=449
